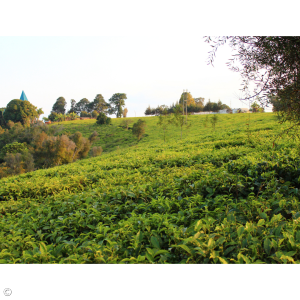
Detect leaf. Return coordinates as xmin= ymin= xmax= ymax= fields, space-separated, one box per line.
xmin=224 ymin=246 xmax=236 ymax=256
xmin=153 ymin=250 xmax=169 ymax=258
xmin=264 ymin=238 xmax=271 ymax=255
xmin=259 ymin=212 xmax=267 ymax=220
xmin=39 ymin=242 xmax=47 ymax=256
xmin=145 ymin=252 xmax=154 ymax=263
xmin=218 ymin=257 xmax=228 ymax=264
xmin=136 ymin=231 xmax=143 ymax=243
xmin=178 ymin=244 xmax=192 ymax=254
xmin=237 ymin=226 xmax=245 ymax=237
xmin=150 ymin=236 xmax=160 ymax=249
xmin=194 ymin=220 xmax=202 ymax=231
xmin=257 ymin=219 xmax=265 ymax=226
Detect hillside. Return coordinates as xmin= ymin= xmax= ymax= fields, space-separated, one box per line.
xmin=1 ymin=113 xmax=300 ymax=264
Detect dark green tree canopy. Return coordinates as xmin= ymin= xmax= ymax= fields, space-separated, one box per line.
xmin=3 ymin=99 xmax=39 ymax=125
xmin=108 ymin=93 xmax=127 ymax=118
xmin=75 ymin=98 xmax=90 ymax=114
xmin=52 ymin=97 xmax=67 ymax=114
xmin=88 ymin=94 xmax=109 ymax=114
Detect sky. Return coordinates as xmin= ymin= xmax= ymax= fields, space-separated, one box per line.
xmin=0 ymin=36 xmax=273 ymax=119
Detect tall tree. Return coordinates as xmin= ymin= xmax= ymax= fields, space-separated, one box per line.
xmin=206 ymin=36 xmax=300 ymax=125
xmin=179 ymin=92 xmax=195 ymax=106
xmin=3 ymin=99 xmax=38 ymax=125
xmin=108 ymin=93 xmax=127 ymax=118
xmin=88 ymin=94 xmax=108 ymax=114
xmin=52 ymin=97 xmax=67 ymax=114
xmin=75 ymin=98 xmax=90 ymax=114
xmin=68 ymin=99 xmax=77 ymax=114
xmin=132 ymin=119 xmax=146 ymax=140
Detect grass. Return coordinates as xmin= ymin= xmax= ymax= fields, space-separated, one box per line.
xmin=1 ymin=112 xmax=300 ymax=264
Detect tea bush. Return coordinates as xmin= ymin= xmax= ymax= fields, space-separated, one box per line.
xmin=1 ymin=113 xmax=300 ymax=263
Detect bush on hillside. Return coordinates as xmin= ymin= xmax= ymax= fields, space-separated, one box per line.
xmin=90 ymin=146 xmax=103 ymax=157
xmin=132 ymin=119 xmax=146 ymax=140
xmin=80 ymin=111 xmax=91 ymax=118
xmin=96 ymin=113 xmax=111 ymax=125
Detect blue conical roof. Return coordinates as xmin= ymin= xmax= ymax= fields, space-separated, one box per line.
xmin=20 ymin=90 xmax=28 ymax=101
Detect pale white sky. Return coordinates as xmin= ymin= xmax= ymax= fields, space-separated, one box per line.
xmin=0 ymin=0 xmax=291 ymax=118
xmin=0 ymin=36 xmax=253 ymax=118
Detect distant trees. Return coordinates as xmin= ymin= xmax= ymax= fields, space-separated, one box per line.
xmin=108 ymin=93 xmax=127 ymax=118
xmin=75 ymin=98 xmax=90 ymax=115
xmin=3 ymin=99 xmax=39 ymax=125
xmin=89 ymin=94 xmax=109 ymax=114
xmin=132 ymin=119 xmax=146 ymax=140
xmin=52 ymin=97 xmax=67 ymax=114
xmin=68 ymin=99 xmax=77 ymax=114
xmin=0 ymin=121 xmax=99 ymax=178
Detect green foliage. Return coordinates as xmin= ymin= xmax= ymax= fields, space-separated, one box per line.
xmin=2 ymin=113 xmax=300 ymax=264
xmin=132 ymin=119 xmax=146 ymax=140
xmin=91 ymin=110 xmax=99 ymax=118
xmin=3 ymin=99 xmax=39 ymax=125
xmin=0 ymin=142 xmax=28 ymax=160
xmin=119 ymin=119 xmax=133 ymax=130
xmin=80 ymin=111 xmax=91 ymax=118
xmin=89 ymin=94 xmax=108 ymax=114
xmin=211 ymin=114 xmax=218 ymax=130
xmin=75 ymin=98 xmax=90 ymax=115
xmin=96 ymin=113 xmax=111 ymax=125
xmin=52 ymin=97 xmax=67 ymax=114
xmin=157 ymin=113 xmax=173 ymax=142
xmin=108 ymin=93 xmax=127 ymax=118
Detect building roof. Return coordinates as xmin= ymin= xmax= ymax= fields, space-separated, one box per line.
xmin=20 ymin=90 xmax=28 ymax=101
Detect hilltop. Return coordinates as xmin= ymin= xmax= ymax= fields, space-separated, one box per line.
xmin=1 ymin=113 xmax=300 ymax=264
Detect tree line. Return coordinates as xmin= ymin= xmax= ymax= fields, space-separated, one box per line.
xmin=145 ymin=92 xmax=230 ymax=116
xmin=46 ymin=93 xmax=128 ymax=122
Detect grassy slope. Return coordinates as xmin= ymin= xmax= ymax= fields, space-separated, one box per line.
xmin=1 ymin=113 xmax=300 ymax=264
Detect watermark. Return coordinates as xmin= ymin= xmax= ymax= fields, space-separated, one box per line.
xmin=3 ymin=288 xmax=12 ymax=296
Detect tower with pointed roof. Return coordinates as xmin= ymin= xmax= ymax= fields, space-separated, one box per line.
xmin=20 ymin=90 xmax=28 ymax=101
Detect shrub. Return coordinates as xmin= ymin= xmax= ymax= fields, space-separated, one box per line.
xmin=91 ymin=110 xmax=99 ymax=118
xmin=132 ymin=119 xmax=146 ymax=140
xmin=80 ymin=111 xmax=91 ymax=118
xmin=90 ymin=146 xmax=103 ymax=157
xmin=96 ymin=113 xmax=111 ymax=125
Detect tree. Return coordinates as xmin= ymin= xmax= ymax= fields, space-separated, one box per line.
xmin=75 ymin=98 xmax=90 ymax=115
xmin=0 ymin=111 xmax=5 ymax=127
xmin=132 ymin=119 xmax=146 ymax=140
xmin=68 ymin=99 xmax=77 ymax=114
xmin=210 ymin=114 xmax=218 ymax=130
xmin=88 ymin=94 xmax=109 ymax=114
xmin=108 ymin=93 xmax=127 ymax=118
xmin=48 ymin=112 xmax=58 ymax=122
xmin=157 ymin=113 xmax=173 ymax=143
xmin=123 ymin=108 xmax=128 ymax=118
xmin=96 ymin=112 xmax=111 ymax=125
xmin=172 ymin=105 xmax=191 ymax=139
xmin=206 ymin=36 xmax=300 ymax=125
xmin=52 ymin=97 xmax=67 ymax=114
xmin=80 ymin=111 xmax=91 ymax=118
xmin=179 ymin=92 xmax=195 ymax=106
xmin=3 ymin=99 xmax=39 ymax=125
xmin=251 ymin=101 xmax=261 ymax=113
xmin=37 ymin=108 xmax=44 ymax=120
xmin=91 ymin=110 xmax=99 ymax=118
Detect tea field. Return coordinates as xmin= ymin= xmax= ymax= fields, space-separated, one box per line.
xmin=1 ymin=113 xmax=300 ymax=263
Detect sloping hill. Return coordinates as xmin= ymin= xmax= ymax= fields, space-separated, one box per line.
xmin=1 ymin=113 xmax=300 ymax=264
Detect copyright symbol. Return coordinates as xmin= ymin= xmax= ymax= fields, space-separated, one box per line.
xmin=3 ymin=288 xmax=12 ymax=296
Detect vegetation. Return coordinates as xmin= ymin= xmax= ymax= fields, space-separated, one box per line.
xmin=132 ymin=119 xmax=146 ymax=140
xmin=108 ymin=93 xmax=127 ymax=118
xmin=206 ymin=36 xmax=300 ymax=126
xmin=1 ymin=113 xmax=300 ymax=263
xmin=96 ymin=113 xmax=112 ymax=125
xmin=3 ymin=99 xmax=40 ymax=125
